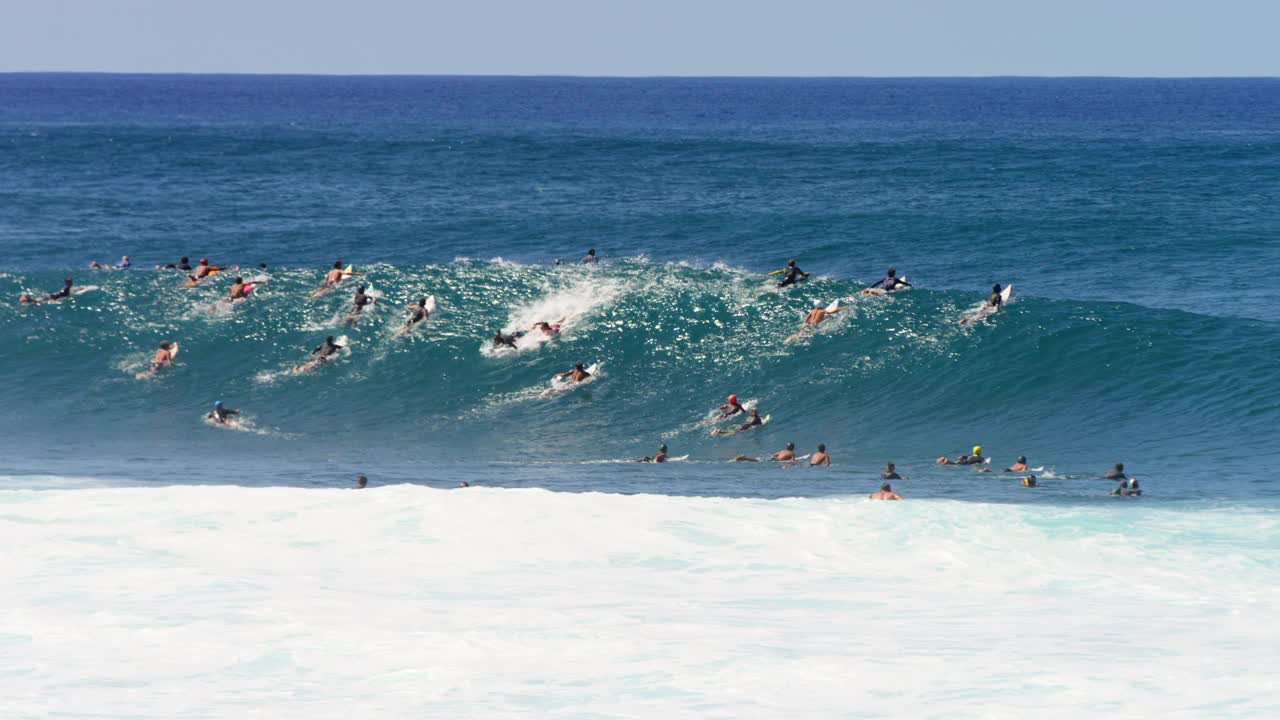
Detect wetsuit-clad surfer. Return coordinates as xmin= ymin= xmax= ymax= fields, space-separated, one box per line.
xmin=869 ymin=267 xmax=912 ymax=292
xmin=718 ymin=394 xmax=746 ymax=419
xmin=713 ymin=409 xmax=763 ymax=435
xmin=776 ymin=259 xmax=807 ymax=288
xmin=882 ymin=462 xmax=903 ymax=480
xmin=159 ymin=256 xmax=192 ymax=271
xmin=345 ymin=286 xmax=375 ymax=325
xmin=493 ymin=330 xmax=523 ymax=349
xmin=937 ymin=446 xmax=986 ymax=465
xmin=22 ymin=277 xmax=75 ymax=303
xmin=207 ymin=401 xmax=240 ymax=425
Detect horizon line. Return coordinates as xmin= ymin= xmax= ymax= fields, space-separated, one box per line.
xmin=2 ymin=71 xmax=1279 ymax=81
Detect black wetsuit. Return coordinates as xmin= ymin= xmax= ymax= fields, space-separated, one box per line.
xmin=1103 ymin=468 xmax=1127 ymax=480
xmin=719 ymin=402 xmax=746 ymax=419
xmin=208 ymin=408 xmax=239 ymax=424
xmin=871 ymin=276 xmax=912 ymax=291
xmin=407 ymin=306 xmax=427 ymax=325
xmin=350 ymin=291 xmax=372 ymax=315
xmin=312 ymin=341 xmax=342 ymax=361
xmin=164 ymin=261 xmax=193 ymax=271
xmin=960 ymin=455 xmax=985 ymax=465
xmin=738 ymin=415 xmax=763 ymax=431
xmin=987 ymin=290 xmax=1003 ymax=308
xmin=882 ymin=470 xmax=902 ymax=480
xmin=494 ymin=332 xmax=521 ymax=348
xmin=777 ymin=265 xmax=806 ymax=288
xmin=49 ymin=282 xmax=73 ymax=300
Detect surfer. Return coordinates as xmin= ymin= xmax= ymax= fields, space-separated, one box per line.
xmin=206 ymin=401 xmax=240 ymax=425
xmin=344 ymin=285 xmax=375 ymax=326
xmin=227 ymin=277 xmax=250 ymax=300
xmin=718 ymin=394 xmax=746 ymax=419
xmin=294 ymin=335 xmax=344 ymax=373
xmin=870 ymin=483 xmax=902 ymax=500
xmin=492 ymin=330 xmax=523 ymax=349
xmin=775 ymin=258 xmax=808 ymax=288
xmin=1111 ymin=477 xmax=1141 ymax=496
xmin=20 ymin=277 xmax=74 ymax=303
xmin=937 ymin=446 xmax=986 ymax=465
xmin=403 ymin=298 xmax=431 ymax=329
xmin=810 ymin=444 xmax=831 ymax=466
xmin=355 ymin=474 xmax=368 ymax=489
xmin=712 ymin=408 xmax=763 ymax=436
xmin=149 ymin=341 xmax=176 ymax=374
xmin=868 ymin=267 xmax=911 ymax=292
xmin=533 ymin=320 xmax=562 ymax=336
xmin=637 ymin=444 xmax=669 ymax=463
xmin=189 ymin=258 xmax=228 ymax=281
xmin=1005 ymin=456 xmax=1029 ymax=472
xmin=771 ymin=442 xmax=796 ymax=462
xmin=554 ymin=362 xmax=591 ymax=383
xmin=159 ymin=256 xmax=192 ymax=271
xmin=803 ymin=301 xmax=848 ymax=327
xmin=581 ymin=248 xmax=598 ymax=265
xmin=986 ymin=284 xmax=1004 ymax=309
xmin=881 ymin=462 xmax=904 ymax=480
xmin=1103 ymin=463 xmax=1127 ymax=480
xmin=90 ymin=255 xmax=130 ymax=270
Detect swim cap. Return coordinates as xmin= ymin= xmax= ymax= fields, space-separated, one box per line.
xmin=887 ymin=267 xmax=896 ymax=276
xmin=1016 ymin=456 xmax=1026 ymax=464
xmin=728 ymin=394 xmax=737 ymax=404
xmin=659 ymin=444 xmax=668 ymax=452
xmin=786 ymin=442 xmax=794 ymax=450
xmin=972 ymin=445 xmax=983 ymax=455
xmin=817 ymin=443 xmax=826 ymax=452
xmin=214 ymin=401 xmax=223 ymax=409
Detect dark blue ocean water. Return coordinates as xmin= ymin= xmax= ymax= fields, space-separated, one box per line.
xmin=1 ymin=74 xmax=1278 ymax=502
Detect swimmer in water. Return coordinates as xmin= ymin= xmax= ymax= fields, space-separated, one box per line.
xmin=881 ymin=462 xmax=905 ymax=480
xmin=532 ymin=320 xmax=563 ymax=336
xmin=772 ymin=442 xmax=796 ymax=462
xmin=1005 ymin=456 xmax=1029 ymax=472
xmin=149 ymin=341 xmax=175 ymax=373
xmin=403 ymin=298 xmax=431 ymax=330
xmin=90 ymin=255 xmax=130 ymax=270
xmin=355 ymin=474 xmax=368 ymax=489
xmin=492 ymin=330 xmax=524 ymax=349
xmin=20 ymin=277 xmax=74 ymax=303
xmin=207 ymin=400 xmax=240 ymax=425
xmin=809 ymin=444 xmax=831 ymax=466
xmin=554 ymin=362 xmax=591 ymax=383
xmin=227 ymin=277 xmax=250 ymax=300
xmin=1103 ymin=463 xmax=1127 ymax=480
xmin=870 ymin=483 xmax=902 ymax=500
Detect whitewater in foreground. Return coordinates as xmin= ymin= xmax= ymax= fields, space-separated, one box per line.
xmin=3 ymin=483 xmax=1277 ymax=718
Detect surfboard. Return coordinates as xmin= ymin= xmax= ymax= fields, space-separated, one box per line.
xmin=824 ymin=299 xmax=841 ymax=313
xmin=71 ymin=285 xmax=100 ymax=296
xmin=861 ymin=277 xmax=908 ymax=295
xmin=1001 ymin=284 xmax=1013 ymax=303
xmin=170 ymin=343 xmax=180 ymax=359
xmin=541 ymin=362 xmax=600 ymax=397
xmin=426 ymin=296 xmax=437 ymax=313
xmin=135 ymin=343 xmax=178 ymax=380
xmin=711 ymin=414 xmax=770 ymax=436
xmin=334 ymin=335 xmax=350 ymax=348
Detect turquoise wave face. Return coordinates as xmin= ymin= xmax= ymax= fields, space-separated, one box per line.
xmin=3 ymin=260 xmax=1277 ymax=496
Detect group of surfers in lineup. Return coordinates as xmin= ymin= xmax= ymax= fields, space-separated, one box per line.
xmin=15 ymin=247 xmax=1137 ymax=497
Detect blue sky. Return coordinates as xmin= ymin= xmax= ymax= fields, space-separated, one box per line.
xmin=2 ymin=0 xmax=1277 ymax=76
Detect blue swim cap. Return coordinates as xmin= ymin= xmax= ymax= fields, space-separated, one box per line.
xmin=214 ymin=401 xmax=224 ymax=409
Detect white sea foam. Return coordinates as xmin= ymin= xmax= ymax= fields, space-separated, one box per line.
xmin=1 ymin=485 xmax=1277 ymax=718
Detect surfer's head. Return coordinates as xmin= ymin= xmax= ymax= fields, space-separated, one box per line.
xmin=357 ymin=285 xmax=366 ymax=293
xmin=885 ymin=462 xmax=895 ymax=471
xmin=214 ymin=401 xmax=224 ymax=410
xmin=333 ymin=260 xmax=342 ymax=269
xmin=586 ymin=248 xmax=595 ymax=256
xmin=180 ymin=256 xmax=189 ymax=263
xmin=659 ymin=444 xmax=668 ymax=453
xmin=326 ymin=335 xmax=335 ymax=344
xmin=817 ymin=443 xmax=826 ymax=452
xmin=199 ymin=258 xmax=208 ymax=265
xmin=786 ymin=442 xmax=795 ymax=451
xmin=972 ymin=445 xmax=983 ymax=456
xmin=355 ymin=474 xmax=367 ymax=489
xmin=64 ymin=277 xmax=73 ymax=285
xmin=575 ymin=362 xmax=585 ymax=371
xmin=993 ymin=284 xmax=1002 ymax=292
xmin=234 ymin=277 xmax=243 ymax=284
xmin=417 ymin=298 xmax=426 ymax=306
xmin=1017 ymin=455 xmax=1026 ymax=464
xmin=258 ymin=262 xmax=267 ymax=269
xmin=159 ymin=341 xmax=170 ymax=349
xmin=887 ymin=267 xmax=896 ymax=277
xmin=787 ymin=258 xmax=796 ymax=267
xmin=1115 ymin=463 xmax=1124 ymax=471
xmin=728 ymin=394 xmax=738 ymax=404
xmin=814 ymin=300 xmax=825 ymax=308
xmin=881 ymin=483 xmax=892 ymax=492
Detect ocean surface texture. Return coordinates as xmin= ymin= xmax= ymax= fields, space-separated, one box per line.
xmin=1 ymin=75 xmax=1278 ymax=717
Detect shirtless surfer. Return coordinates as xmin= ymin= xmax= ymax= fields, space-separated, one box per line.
xmin=554 ymin=362 xmax=591 ymax=383
xmin=870 ymin=483 xmax=902 ymax=500
xmin=809 ymin=444 xmax=831 ymax=466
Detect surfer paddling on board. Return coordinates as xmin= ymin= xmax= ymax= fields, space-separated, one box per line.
xmin=294 ymin=335 xmax=344 ymax=374
xmin=775 ymin=258 xmax=809 ymax=288
xmin=810 ymin=444 xmax=831 ymax=466
xmin=718 ymin=394 xmax=746 ymax=419
xmin=158 ymin=256 xmax=192 ymax=271
xmin=985 ymin=284 xmax=1005 ymax=309
xmin=492 ymin=330 xmax=524 ymax=349
xmin=937 ymin=445 xmax=987 ymax=465
xmin=344 ymin=285 xmax=375 ymax=326
xmin=207 ymin=401 xmax=240 ymax=425
xmin=1005 ymin=456 xmax=1029 ymax=473
xmin=882 ymin=462 xmax=906 ymax=480
xmin=1103 ymin=463 xmax=1127 ymax=480
xmin=866 ymin=267 xmax=912 ymax=293
xmin=772 ymin=442 xmax=797 ymax=462
xmin=20 ymin=277 xmax=74 ymax=304
xmin=533 ymin=320 xmax=563 ymax=336
xmin=581 ymin=248 xmax=598 ymax=265
xmin=636 ymin=444 xmax=669 ymax=463
xmin=404 ymin=298 xmax=431 ymax=329
xmin=711 ymin=408 xmax=764 ymax=436
xmin=90 ymin=255 xmax=130 ymax=270
xmin=149 ymin=341 xmax=176 ymax=374
xmin=803 ymin=301 xmax=848 ymax=327
xmin=188 ymin=258 xmax=229 ymax=282
xmin=553 ymin=362 xmax=592 ymax=383
xmin=227 ymin=277 xmax=251 ymax=300
xmin=870 ymin=483 xmax=902 ymax=500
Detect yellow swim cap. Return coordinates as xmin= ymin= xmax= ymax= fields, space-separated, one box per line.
xmin=972 ymin=445 xmax=983 ymax=455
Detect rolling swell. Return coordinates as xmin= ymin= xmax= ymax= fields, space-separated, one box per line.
xmin=2 ymin=260 xmax=1277 ymax=476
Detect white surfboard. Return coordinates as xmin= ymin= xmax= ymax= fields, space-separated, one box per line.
xmin=1001 ymin=284 xmax=1013 ymax=303
xmin=71 ymin=285 xmax=100 ymax=296
xmin=824 ymin=299 xmax=841 ymax=313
